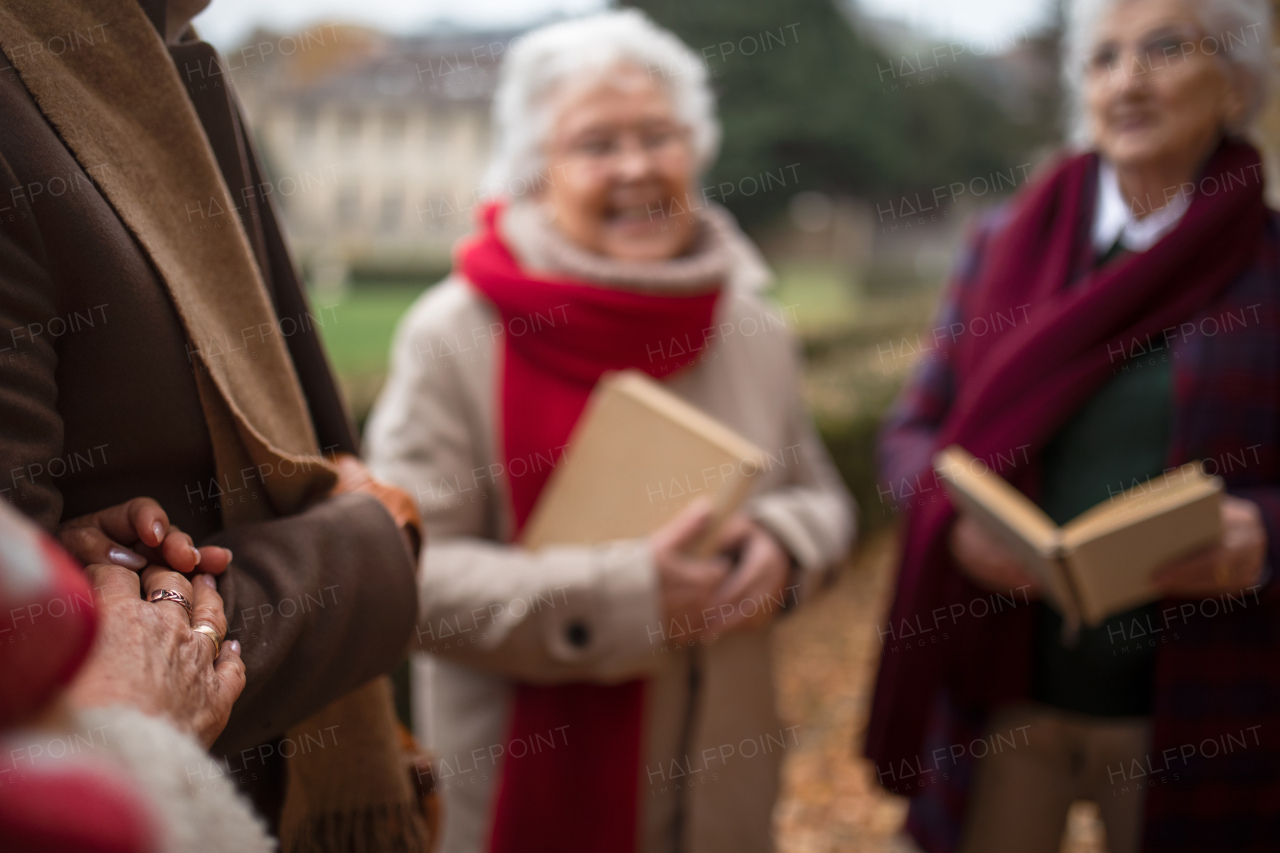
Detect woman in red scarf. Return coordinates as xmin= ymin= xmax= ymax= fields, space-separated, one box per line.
xmin=366 ymin=10 xmax=855 ymax=853
xmin=868 ymin=1 xmax=1280 ymax=851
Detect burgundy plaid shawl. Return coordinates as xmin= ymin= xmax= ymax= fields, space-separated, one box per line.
xmin=869 ymin=140 xmax=1280 ymax=852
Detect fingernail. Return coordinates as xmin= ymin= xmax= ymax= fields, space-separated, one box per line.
xmin=227 ymin=640 xmax=241 ymax=655
xmin=223 ymin=548 xmax=234 ymax=563
xmin=191 ymin=547 xmax=202 ymax=566
xmin=151 ymin=521 xmax=164 ymax=544
xmin=197 ymin=573 xmax=216 ymax=589
xmin=107 ymin=546 xmax=146 ymax=570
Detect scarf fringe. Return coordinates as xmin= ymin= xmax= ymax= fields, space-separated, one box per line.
xmin=283 ymin=802 xmax=432 ymax=853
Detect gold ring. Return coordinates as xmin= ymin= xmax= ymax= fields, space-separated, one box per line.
xmin=147 ymin=588 xmax=193 ymax=617
xmin=192 ymin=624 xmax=222 ymax=659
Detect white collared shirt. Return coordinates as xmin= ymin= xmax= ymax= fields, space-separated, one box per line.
xmin=1091 ymin=161 xmax=1190 ymax=253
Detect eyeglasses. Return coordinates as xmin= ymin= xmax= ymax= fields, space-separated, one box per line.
xmin=1088 ymin=26 xmax=1205 ymax=78
xmin=553 ymin=125 xmax=691 ymax=168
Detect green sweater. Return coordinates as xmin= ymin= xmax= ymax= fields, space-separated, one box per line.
xmin=1031 ymin=351 xmax=1173 ymax=717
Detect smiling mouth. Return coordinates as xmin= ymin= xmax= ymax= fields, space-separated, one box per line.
xmin=604 ymin=203 xmax=664 ymax=227
xmin=1111 ymin=112 xmax=1156 ymax=133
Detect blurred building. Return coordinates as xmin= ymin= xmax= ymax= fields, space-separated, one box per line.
xmin=225 ymin=13 xmax=1084 ymax=295
xmin=230 ymin=25 xmax=518 ymax=290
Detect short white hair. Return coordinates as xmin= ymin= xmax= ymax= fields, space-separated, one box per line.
xmin=1064 ymin=0 xmax=1274 ymax=146
xmin=481 ymin=9 xmax=721 ymax=196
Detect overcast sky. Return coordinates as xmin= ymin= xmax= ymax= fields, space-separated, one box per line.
xmin=194 ymin=0 xmax=1056 ymax=50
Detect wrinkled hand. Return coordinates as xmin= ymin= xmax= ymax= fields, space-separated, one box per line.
xmin=328 ymin=453 xmax=422 ymax=558
xmin=705 ymin=515 xmax=791 ymax=632
xmin=650 ymin=500 xmax=731 ymax=633
xmin=1152 ymin=496 xmax=1267 ymax=598
xmin=949 ymin=513 xmax=1042 ymax=598
xmin=65 ymin=564 xmax=245 ymax=748
xmin=58 ymin=497 xmax=232 ymax=575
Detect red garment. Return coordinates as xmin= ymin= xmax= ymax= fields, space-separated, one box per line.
xmin=0 ymin=514 xmax=96 ymax=729
xmin=457 ymin=202 xmax=721 ymax=853
xmin=0 ymin=766 xmax=156 ymax=853
xmin=0 ymin=502 xmax=157 ymax=853
xmin=865 ymin=141 xmax=1267 ymax=775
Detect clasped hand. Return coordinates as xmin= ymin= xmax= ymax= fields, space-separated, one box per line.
xmin=56 ymin=497 xmax=244 ymax=746
xmin=53 ymin=454 xmax=421 ymax=745
xmin=650 ymin=499 xmax=792 ymax=637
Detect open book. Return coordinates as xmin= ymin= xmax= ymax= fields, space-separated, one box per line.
xmin=522 ymin=371 xmax=766 ymax=555
xmin=934 ymin=445 xmax=1224 ymax=629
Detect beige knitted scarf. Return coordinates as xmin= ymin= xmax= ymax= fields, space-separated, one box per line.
xmin=500 ymin=199 xmax=773 ymax=294
xmin=0 ymin=2 xmax=426 ymax=850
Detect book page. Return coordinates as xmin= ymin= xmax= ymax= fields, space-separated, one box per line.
xmin=939 ymin=479 xmax=1078 ymax=623
xmin=933 ymin=446 xmax=1078 ymax=623
xmin=1060 ymin=463 xmax=1216 ymax=544
xmin=1063 ymin=486 xmax=1223 ymax=626
xmin=932 ymin=446 xmax=1061 ymax=556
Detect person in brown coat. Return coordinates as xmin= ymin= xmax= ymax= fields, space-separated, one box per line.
xmin=0 ymin=0 xmax=429 ymax=849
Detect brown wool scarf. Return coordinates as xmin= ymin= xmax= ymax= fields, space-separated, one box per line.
xmin=0 ymin=2 xmax=426 ymax=850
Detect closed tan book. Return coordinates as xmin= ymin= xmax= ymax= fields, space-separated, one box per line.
xmin=933 ymin=445 xmax=1224 ymax=629
xmin=521 ymin=371 xmax=766 ymax=555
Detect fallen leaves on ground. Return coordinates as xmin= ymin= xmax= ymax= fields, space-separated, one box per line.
xmin=771 ymin=530 xmax=1106 ymax=853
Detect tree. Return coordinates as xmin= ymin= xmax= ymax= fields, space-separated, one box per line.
xmin=622 ymin=0 xmax=1053 ymax=228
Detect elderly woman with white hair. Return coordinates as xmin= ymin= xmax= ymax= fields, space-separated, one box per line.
xmin=869 ymin=1 xmax=1280 ymax=852
xmin=365 ymin=10 xmax=854 ymax=853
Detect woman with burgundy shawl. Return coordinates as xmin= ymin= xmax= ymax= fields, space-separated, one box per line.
xmin=366 ymin=11 xmax=855 ymax=853
xmin=868 ymin=1 xmax=1280 ymax=852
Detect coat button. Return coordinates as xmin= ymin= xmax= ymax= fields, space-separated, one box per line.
xmin=566 ymin=620 xmax=590 ymax=648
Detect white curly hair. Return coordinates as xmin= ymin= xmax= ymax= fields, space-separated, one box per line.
xmin=480 ymin=9 xmax=721 ymax=197
xmin=1063 ymin=0 xmax=1274 ymax=146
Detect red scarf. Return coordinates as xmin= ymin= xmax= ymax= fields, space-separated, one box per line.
xmin=458 ymin=202 xmax=721 ymax=853
xmin=865 ymin=140 xmax=1267 ymax=773
xmin=0 ymin=502 xmax=157 ymax=853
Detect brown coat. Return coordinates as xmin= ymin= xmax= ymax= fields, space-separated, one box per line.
xmin=0 ymin=2 xmax=417 ymax=828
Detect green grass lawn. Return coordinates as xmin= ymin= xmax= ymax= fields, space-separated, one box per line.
xmin=313 ymin=284 xmax=427 ymax=377
xmin=769 ymin=263 xmax=862 ymax=335
xmin=315 ymin=267 xmax=936 ymax=437
xmin=317 ymin=266 xmax=865 ymax=381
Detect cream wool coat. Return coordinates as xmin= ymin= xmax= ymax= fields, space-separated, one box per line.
xmin=366 ymin=204 xmax=855 ymax=853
